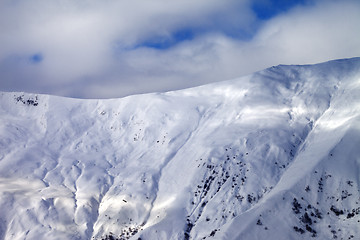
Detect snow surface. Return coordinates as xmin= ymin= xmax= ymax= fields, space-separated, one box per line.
xmin=0 ymin=57 xmax=360 ymax=240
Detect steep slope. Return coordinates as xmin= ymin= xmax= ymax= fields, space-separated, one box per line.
xmin=0 ymin=58 xmax=359 ymax=240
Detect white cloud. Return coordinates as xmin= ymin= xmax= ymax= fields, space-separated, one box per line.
xmin=251 ymin=0 xmax=360 ymax=64
xmin=0 ymin=0 xmax=359 ymax=98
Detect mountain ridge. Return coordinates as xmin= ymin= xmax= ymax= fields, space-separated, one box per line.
xmin=0 ymin=57 xmax=360 ymax=240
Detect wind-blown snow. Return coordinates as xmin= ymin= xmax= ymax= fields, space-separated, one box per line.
xmin=0 ymin=58 xmax=360 ymax=240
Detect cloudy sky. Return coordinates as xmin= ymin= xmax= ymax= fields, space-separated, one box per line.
xmin=1 ymin=0 xmax=359 ymax=98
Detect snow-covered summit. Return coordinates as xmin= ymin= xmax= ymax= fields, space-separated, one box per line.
xmin=0 ymin=57 xmax=360 ymax=240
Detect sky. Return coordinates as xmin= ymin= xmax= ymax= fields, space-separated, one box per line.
xmin=0 ymin=0 xmax=359 ymax=99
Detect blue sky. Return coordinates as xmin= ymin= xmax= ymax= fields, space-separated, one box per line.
xmin=136 ymin=0 xmax=308 ymax=50
xmin=30 ymin=53 xmax=44 ymax=64
xmin=0 ymin=0 xmax=359 ymax=98
xmin=252 ymin=0 xmax=308 ymax=19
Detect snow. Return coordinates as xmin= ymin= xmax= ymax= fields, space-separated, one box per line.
xmin=0 ymin=57 xmax=360 ymax=240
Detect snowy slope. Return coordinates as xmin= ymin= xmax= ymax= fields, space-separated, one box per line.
xmin=0 ymin=57 xmax=359 ymax=240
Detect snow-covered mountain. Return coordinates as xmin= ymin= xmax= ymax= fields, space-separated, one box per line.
xmin=0 ymin=57 xmax=360 ymax=240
